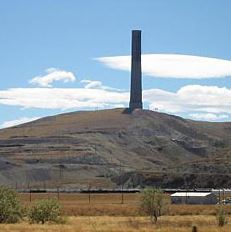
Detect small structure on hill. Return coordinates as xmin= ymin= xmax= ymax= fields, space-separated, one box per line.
xmin=171 ymin=192 xmax=217 ymax=205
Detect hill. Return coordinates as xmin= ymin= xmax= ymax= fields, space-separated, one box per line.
xmin=0 ymin=108 xmax=231 ymax=189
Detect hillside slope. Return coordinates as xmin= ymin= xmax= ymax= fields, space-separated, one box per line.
xmin=0 ymin=108 xmax=231 ymax=189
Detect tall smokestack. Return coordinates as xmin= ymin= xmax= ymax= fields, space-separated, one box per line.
xmin=129 ymin=30 xmax=143 ymax=110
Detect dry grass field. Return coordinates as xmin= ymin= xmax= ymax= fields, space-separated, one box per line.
xmin=19 ymin=192 xmax=231 ymax=216
xmin=0 ymin=192 xmax=224 ymax=231
xmin=20 ymin=192 xmax=141 ymax=216
xmin=0 ymin=216 xmax=231 ymax=232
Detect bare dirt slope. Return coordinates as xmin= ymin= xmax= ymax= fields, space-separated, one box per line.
xmin=0 ymin=108 xmax=231 ymax=189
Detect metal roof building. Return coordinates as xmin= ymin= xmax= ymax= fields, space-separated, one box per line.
xmin=171 ymin=192 xmax=217 ymax=205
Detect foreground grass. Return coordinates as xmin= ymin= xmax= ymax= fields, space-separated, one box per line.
xmin=10 ymin=193 xmax=231 ymax=231
xmin=0 ymin=216 xmax=230 ymax=232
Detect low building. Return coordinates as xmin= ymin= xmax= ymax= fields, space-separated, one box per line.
xmin=171 ymin=192 xmax=217 ymax=205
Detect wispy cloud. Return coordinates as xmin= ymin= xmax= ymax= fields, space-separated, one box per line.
xmin=81 ymin=80 xmax=103 ymax=89
xmin=189 ymin=113 xmax=229 ymax=121
xmin=29 ymin=68 xmax=76 ymax=87
xmin=81 ymin=79 xmax=122 ymax=91
xmin=0 ymin=117 xmax=40 ymax=129
xmin=96 ymin=54 xmax=231 ymax=79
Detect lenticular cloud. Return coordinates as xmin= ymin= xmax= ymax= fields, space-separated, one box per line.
xmin=96 ymin=54 xmax=231 ymax=79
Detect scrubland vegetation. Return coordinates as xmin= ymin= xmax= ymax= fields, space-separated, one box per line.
xmin=0 ymin=187 xmax=231 ymax=231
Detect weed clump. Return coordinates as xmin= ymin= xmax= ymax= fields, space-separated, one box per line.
xmin=192 ymin=225 xmax=198 ymax=232
xmin=217 ymin=206 xmax=227 ymax=227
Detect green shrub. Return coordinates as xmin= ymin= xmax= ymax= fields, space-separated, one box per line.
xmin=217 ymin=206 xmax=227 ymax=227
xmin=140 ymin=187 xmax=167 ymax=223
xmin=0 ymin=186 xmax=22 ymax=223
xmin=28 ymin=199 xmax=61 ymax=224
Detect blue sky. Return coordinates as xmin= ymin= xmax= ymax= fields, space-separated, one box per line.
xmin=1 ymin=0 xmax=231 ymax=127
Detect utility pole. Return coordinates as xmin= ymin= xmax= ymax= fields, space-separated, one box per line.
xmin=88 ymin=183 xmax=91 ymax=204
xmin=57 ymin=186 xmax=60 ymax=200
xmin=29 ymin=189 xmax=32 ymax=202
xmin=120 ymin=161 xmax=124 ymax=204
xmin=94 ymin=145 xmax=97 ymax=155
xmin=218 ymin=189 xmax=221 ymax=204
xmin=223 ymin=188 xmax=225 ymax=202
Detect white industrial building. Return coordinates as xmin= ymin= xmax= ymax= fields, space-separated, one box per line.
xmin=171 ymin=192 xmax=217 ymax=205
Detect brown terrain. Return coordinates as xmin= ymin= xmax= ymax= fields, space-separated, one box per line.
xmin=0 ymin=108 xmax=231 ymax=189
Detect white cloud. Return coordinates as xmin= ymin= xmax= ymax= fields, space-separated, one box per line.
xmin=145 ymin=85 xmax=231 ymax=114
xmin=81 ymin=80 xmax=103 ymax=89
xmin=29 ymin=68 xmax=76 ymax=87
xmin=96 ymin=54 xmax=231 ymax=79
xmin=80 ymin=79 xmax=122 ymax=91
xmin=0 ymin=88 xmax=128 ymax=110
xmin=0 ymin=83 xmax=231 ymax=121
xmin=0 ymin=117 xmax=40 ymax=129
xmin=189 ymin=113 xmax=229 ymax=121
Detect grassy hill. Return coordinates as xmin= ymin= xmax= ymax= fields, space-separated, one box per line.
xmin=0 ymin=108 xmax=231 ymax=189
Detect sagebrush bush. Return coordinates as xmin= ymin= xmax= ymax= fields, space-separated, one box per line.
xmin=28 ymin=199 xmax=61 ymax=224
xmin=0 ymin=186 xmax=22 ymax=223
